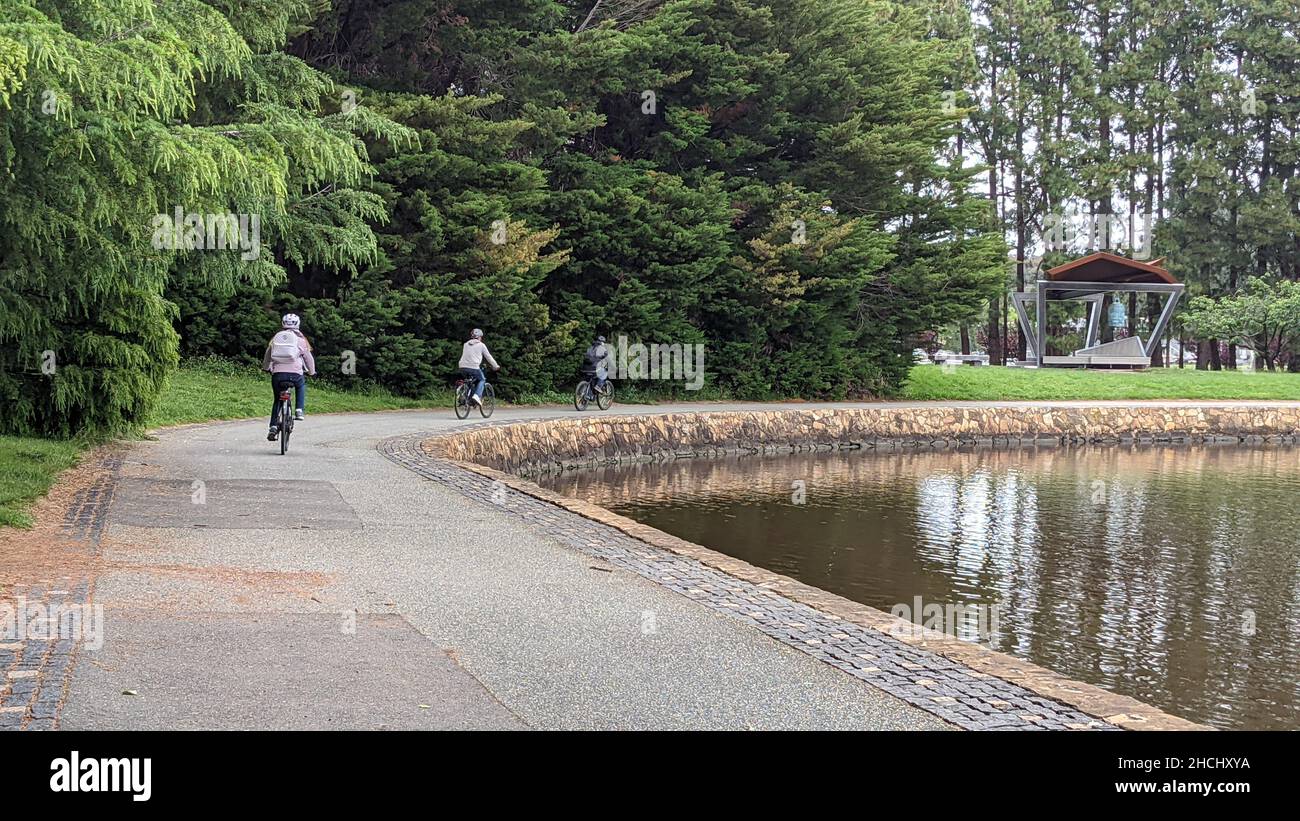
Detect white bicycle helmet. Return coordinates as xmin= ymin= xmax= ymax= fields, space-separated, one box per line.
xmin=282 ymin=313 xmax=301 ymax=329
xmin=470 ymin=328 xmax=483 ymax=339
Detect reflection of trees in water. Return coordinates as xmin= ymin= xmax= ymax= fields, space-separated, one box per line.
xmin=542 ymin=445 xmax=1300 ymax=729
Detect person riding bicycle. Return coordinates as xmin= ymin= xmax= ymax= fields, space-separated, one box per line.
xmin=581 ymin=335 xmax=609 ymax=389
xmin=263 ymin=313 xmax=317 ymax=441
xmin=458 ymin=328 xmax=499 ymax=406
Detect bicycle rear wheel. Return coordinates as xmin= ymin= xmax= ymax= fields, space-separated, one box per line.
xmin=574 ymin=381 xmax=590 ymax=411
xmin=595 ymin=381 xmax=613 ymax=410
xmin=454 ymin=384 xmax=471 ymax=419
xmin=279 ymin=401 xmax=291 ymax=454
xmin=479 ymin=383 xmax=495 ymax=418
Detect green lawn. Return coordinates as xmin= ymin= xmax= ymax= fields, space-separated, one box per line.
xmin=903 ymin=364 xmax=1300 ymax=401
xmin=147 ymin=358 xmax=450 ymax=428
xmin=0 ymin=436 xmax=84 ymax=527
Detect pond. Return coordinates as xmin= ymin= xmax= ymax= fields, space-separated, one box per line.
xmin=539 ymin=445 xmax=1300 ymax=729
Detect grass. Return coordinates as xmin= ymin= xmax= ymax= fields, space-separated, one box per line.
xmin=147 ymin=357 xmax=450 ymax=428
xmin=0 ymin=436 xmax=84 ymax=528
xmin=4 ymin=360 xmax=1299 ymax=528
xmin=903 ymin=364 xmax=1300 ymax=401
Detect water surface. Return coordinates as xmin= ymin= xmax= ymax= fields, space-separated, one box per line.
xmin=540 ymin=445 xmax=1300 ymax=729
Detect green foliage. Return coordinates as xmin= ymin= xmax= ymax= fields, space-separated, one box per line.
xmin=0 ymin=0 xmax=411 ymax=436
xmin=1183 ymin=278 xmax=1300 ymax=370
xmin=6 ymin=0 xmax=1010 ymax=436
xmin=957 ymin=0 xmax=1300 ymax=363
xmin=186 ymin=0 xmax=1004 ymax=403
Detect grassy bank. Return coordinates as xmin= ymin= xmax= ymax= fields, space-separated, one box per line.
xmin=903 ymin=365 xmax=1300 ymax=401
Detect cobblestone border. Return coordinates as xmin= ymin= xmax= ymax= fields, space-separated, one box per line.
xmin=0 ymin=454 xmax=117 ymax=731
xmin=384 ymin=428 xmax=1204 ymax=731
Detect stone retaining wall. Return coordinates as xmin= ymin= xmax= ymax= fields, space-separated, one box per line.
xmin=425 ymin=405 xmax=1300 ymax=476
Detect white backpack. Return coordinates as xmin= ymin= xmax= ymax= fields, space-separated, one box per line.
xmin=269 ymin=330 xmax=300 ymax=364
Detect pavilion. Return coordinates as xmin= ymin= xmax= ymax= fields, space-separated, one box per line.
xmin=1012 ymin=251 xmax=1184 ymax=368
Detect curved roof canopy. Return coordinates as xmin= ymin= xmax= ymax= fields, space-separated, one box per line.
xmin=1046 ymin=251 xmax=1178 ymax=285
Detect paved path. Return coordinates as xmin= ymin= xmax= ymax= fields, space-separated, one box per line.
xmin=55 ymin=402 xmax=972 ymax=730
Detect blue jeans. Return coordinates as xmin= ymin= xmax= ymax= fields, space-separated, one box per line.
xmin=459 ymin=368 xmax=486 ymax=399
xmin=270 ymin=372 xmax=306 ymax=426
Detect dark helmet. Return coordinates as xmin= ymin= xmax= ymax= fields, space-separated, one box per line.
xmin=595 ymin=335 xmax=606 ymax=344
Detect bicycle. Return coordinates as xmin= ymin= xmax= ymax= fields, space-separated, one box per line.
xmin=273 ymin=386 xmax=295 ymax=454
xmin=454 ymin=369 xmax=495 ymax=419
xmin=573 ymin=374 xmax=613 ymax=411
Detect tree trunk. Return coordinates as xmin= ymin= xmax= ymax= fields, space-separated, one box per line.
xmin=986 ymin=301 xmax=1002 ymax=364
xmin=985 ymin=58 xmax=1002 ymax=367
xmin=960 ymin=323 xmax=971 ymax=356
xmin=1015 ymin=101 xmax=1027 ymax=361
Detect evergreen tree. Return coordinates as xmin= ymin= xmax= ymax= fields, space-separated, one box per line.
xmin=0 ymin=0 xmax=411 ymax=435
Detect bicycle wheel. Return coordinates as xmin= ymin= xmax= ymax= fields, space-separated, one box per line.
xmin=479 ymin=383 xmax=495 ymax=418
xmin=454 ymin=384 xmax=471 ymax=419
xmin=279 ymin=401 xmax=291 ymax=455
xmin=595 ymin=381 xmax=613 ymax=410
xmin=574 ymin=381 xmax=590 ymax=411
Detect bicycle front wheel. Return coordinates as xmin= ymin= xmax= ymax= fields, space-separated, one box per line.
xmin=454 ymin=384 xmax=471 ymax=419
xmin=574 ymin=381 xmax=589 ymax=411
xmin=479 ymin=383 xmax=495 ymax=418
xmin=595 ymin=382 xmax=613 ymax=410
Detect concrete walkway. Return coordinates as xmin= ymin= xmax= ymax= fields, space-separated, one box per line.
xmin=59 ymin=402 xmax=970 ymax=730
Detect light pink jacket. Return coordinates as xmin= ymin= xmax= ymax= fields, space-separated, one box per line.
xmin=262 ymin=330 xmax=317 ymax=375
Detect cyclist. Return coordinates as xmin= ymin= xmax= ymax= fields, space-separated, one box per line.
xmin=457 ymin=328 xmax=499 ymax=406
xmin=263 ymin=313 xmax=317 ymax=441
xmin=581 ymin=335 xmax=609 ymax=390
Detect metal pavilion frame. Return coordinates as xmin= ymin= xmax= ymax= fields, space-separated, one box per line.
xmin=1012 ymin=280 xmax=1184 ymax=366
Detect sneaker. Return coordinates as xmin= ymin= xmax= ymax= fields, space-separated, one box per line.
xmin=470 ymin=394 xmax=482 ymax=406
xmin=267 ymin=427 xmax=278 ymax=441
xmin=294 ymin=409 xmax=304 ymax=421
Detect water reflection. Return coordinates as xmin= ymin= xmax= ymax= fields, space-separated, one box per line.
xmin=540 ymin=445 xmax=1300 ymax=729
